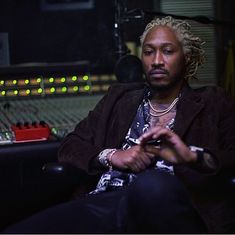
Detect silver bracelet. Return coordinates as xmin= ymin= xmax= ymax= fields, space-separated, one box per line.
xmin=98 ymin=148 xmax=117 ymax=169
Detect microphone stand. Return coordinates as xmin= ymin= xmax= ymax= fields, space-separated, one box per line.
xmin=114 ymin=0 xmax=130 ymax=59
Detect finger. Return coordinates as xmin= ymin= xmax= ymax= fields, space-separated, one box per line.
xmin=139 ymin=153 xmax=153 ymax=166
xmin=139 ymin=126 xmax=166 ymax=145
xmin=159 ymin=153 xmax=178 ymax=164
xmin=126 ymin=154 xmax=146 ymax=171
xmin=144 ymin=145 xmax=161 ymax=156
xmin=131 ymin=165 xmax=140 ymax=173
xmin=134 ymin=150 xmax=156 ymax=170
xmin=151 ymin=128 xmax=173 ymax=140
xmin=156 ymin=147 xmax=180 ymax=164
xmin=130 ymin=162 xmax=145 ymax=172
xmin=137 ymin=152 xmax=153 ymax=169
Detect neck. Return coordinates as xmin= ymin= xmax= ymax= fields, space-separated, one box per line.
xmin=150 ymin=80 xmax=185 ymax=104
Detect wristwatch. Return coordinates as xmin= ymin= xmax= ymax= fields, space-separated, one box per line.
xmin=189 ymin=146 xmax=204 ymax=164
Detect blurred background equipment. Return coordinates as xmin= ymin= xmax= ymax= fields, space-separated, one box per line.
xmin=114 ymin=54 xmax=144 ymax=83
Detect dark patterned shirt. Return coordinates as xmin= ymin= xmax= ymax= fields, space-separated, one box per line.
xmin=89 ymin=89 xmax=175 ymax=195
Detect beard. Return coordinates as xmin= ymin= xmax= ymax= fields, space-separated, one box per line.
xmin=145 ymin=74 xmax=184 ymax=92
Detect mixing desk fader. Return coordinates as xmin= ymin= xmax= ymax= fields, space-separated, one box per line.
xmin=0 ymin=94 xmax=103 ymax=144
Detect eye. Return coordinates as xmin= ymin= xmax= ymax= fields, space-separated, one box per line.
xmin=163 ymin=47 xmax=174 ymax=55
xmin=143 ymin=49 xmax=154 ymax=56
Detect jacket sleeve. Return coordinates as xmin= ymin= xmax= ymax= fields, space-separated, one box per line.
xmin=217 ymin=89 xmax=235 ymax=171
xmin=58 ymin=93 xmax=108 ymax=175
xmin=194 ymin=88 xmax=235 ymax=174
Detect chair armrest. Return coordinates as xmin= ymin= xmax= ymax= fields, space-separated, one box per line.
xmin=42 ymin=162 xmax=83 ymax=176
xmin=42 ymin=162 xmax=89 ymax=185
xmin=231 ymin=178 xmax=235 ymax=185
xmin=42 ymin=162 xmax=98 ymax=191
xmin=42 ymin=162 xmax=100 ymax=196
xmin=226 ymin=173 xmax=235 ymax=188
xmin=218 ymin=171 xmax=235 ymax=194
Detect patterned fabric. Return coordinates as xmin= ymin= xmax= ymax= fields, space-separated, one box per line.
xmin=89 ymin=89 xmax=175 ymax=195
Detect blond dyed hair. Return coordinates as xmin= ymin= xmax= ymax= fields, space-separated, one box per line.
xmin=140 ymin=16 xmax=205 ymax=80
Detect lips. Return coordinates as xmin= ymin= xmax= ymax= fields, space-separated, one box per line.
xmin=149 ymin=69 xmax=168 ymax=78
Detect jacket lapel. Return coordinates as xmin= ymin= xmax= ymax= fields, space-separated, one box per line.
xmin=174 ymin=85 xmax=205 ymax=139
xmin=107 ymin=88 xmax=145 ymax=147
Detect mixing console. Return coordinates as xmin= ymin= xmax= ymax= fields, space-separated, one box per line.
xmin=0 ymin=63 xmax=117 ymax=145
xmin=0 ymin=94 xmax=103 ymax=144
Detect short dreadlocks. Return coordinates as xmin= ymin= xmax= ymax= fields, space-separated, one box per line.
xmin=140 ymin=16 xmax=205 ymax=80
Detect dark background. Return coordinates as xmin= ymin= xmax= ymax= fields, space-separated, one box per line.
xmin=0 ymin=0 xmax=234 ymax=81
xmin=0 ymin=0 xmax=116 ymax=68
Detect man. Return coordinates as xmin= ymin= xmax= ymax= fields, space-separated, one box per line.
xmin=3 ymin=16 xmax=235 ymax=233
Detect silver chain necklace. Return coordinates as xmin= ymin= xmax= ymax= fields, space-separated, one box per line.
xmin=148 ymin=97 xmax=179 ymax=117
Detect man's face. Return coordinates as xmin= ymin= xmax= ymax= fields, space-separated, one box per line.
xmin=141 ymin=26 xmax=186 ymax=91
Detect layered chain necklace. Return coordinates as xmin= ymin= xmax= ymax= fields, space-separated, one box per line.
xmin=148 ymin=97 xmax=179 ymax=117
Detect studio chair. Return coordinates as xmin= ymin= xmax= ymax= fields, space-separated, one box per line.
xmin=42 ymin=161 xmax=98 ymax=198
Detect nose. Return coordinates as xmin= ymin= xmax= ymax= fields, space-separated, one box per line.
xmin=152 ymin=51 xmax=164 ymax=67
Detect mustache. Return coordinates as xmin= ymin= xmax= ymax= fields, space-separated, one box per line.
xmin=148 ymin=68 xmax=169 ymax=76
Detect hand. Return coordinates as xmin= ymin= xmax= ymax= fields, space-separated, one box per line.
xmin=138 ymin=126 xmax=197 ymax=165
xmin=111 ymin=145 xmax=156 ymax=173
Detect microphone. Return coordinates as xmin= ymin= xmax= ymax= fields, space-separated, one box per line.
xmin=114 ymin=54 xmax=144 ymax=83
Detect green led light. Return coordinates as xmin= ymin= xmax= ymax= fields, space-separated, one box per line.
xmin=38 ymin=88 xmax=43 ymax=94
xmin=71 ymin=76 xmax=77 ymax=81
xmin=50 ymin=87 xmax=55 ymax=93
xmin=0 ymin=80 xmax=4 ymax=85
xmin=61 ymin=77 xmax=66 ymax=83
xmin=1 ymin=91 xmax=6 ymax=95
xmin=26 ymin=89 xmax=30 ymax=95
xmin=62 ymin=87 xmax=67 ymax=92
xmin=83 ymin=75 xmax=89 ymax=81
xmin=73 ymin=86 xmax=78 ymax=92
xmin=51 ymin=127 xmax=58 ymax=135
xmin=25 ymin=79 xmax=29 ymax=84
xmin=37 ymin=78 xmax=41 ymax=83
xmin=13 ymin=80 xmax=17 ymax=85
xmin=14 ymin=90 xmax=18 ymax=95
xmin=84 ymin=85 xmax=90 ymax=91
xmin=49 ymin=77 xmax=54 ymax=83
